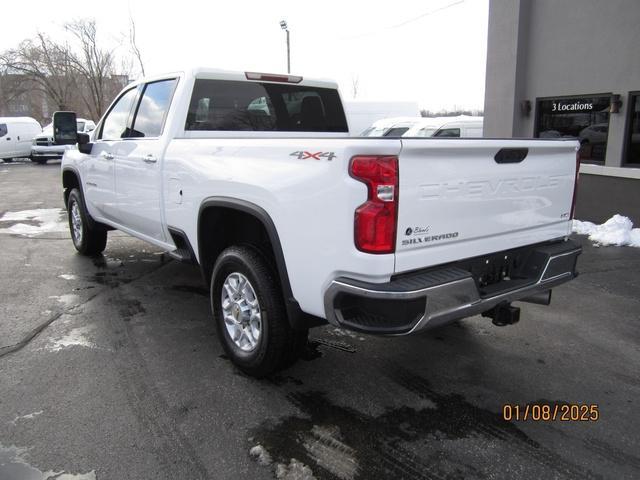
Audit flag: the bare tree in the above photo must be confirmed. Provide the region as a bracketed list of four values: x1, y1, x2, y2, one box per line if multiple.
[64, 19, 116, 119]
[0, 33, 76, 111]
[351, 75, 359, 99]
[129, 14, 146, 77]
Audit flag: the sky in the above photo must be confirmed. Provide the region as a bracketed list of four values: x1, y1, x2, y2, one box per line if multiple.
[1, 0, 489, 111]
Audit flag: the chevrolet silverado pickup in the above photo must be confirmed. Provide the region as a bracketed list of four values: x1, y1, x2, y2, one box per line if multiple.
[56, 67, 581, 377]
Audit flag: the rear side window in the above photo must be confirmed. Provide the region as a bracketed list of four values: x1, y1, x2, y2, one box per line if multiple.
[0, 124, 7, 138]
[185, 79, 348, 132]
[131, 79, 178, 137]
[434, 128, 460, 138]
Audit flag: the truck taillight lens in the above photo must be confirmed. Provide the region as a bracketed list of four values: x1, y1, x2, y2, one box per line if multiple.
[571, 150, 580, 219]
[349, 155, 399, 254]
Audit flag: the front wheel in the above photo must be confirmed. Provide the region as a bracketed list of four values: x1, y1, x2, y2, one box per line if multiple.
[211, 246, 307, 377]
[67, 188, 107, 255]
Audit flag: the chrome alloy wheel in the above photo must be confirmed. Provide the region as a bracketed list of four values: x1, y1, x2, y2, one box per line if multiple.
[221, 272, 262, 352]
[70, 200, 83, 245]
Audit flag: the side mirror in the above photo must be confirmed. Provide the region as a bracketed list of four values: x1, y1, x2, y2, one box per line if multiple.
[77, 132, 93, 155]
[53, 111, 78, 145]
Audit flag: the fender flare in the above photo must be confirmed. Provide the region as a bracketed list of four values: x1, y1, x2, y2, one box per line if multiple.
[198, 197, 324, 330]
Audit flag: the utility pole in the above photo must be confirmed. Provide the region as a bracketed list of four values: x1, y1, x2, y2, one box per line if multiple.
[279, 20, 290, 73]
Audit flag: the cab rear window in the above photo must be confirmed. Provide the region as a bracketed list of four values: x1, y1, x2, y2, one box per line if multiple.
[185, 79, 348, 133]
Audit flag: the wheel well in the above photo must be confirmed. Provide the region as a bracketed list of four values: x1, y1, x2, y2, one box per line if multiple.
[62, 169, 80, 207]
[198, 206, 278, 286]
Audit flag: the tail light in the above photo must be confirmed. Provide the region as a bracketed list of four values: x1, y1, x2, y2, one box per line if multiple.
[349, 155, 399, 254]
[570, 150, 580, 219]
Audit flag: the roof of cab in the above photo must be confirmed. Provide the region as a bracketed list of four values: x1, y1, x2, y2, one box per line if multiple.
[127, 67, 339, 90]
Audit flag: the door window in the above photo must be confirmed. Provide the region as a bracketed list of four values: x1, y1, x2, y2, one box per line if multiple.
[99, 88, 138, 140]
[0, 124, 7, 138]
[131, 79, 178, 137]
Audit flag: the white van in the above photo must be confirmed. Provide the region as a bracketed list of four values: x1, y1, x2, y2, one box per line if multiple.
[403, 115, 484, 138]
[0, 117, 42, 162]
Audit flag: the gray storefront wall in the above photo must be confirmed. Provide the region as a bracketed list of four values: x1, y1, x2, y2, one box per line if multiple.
[483, 0, 640, 224]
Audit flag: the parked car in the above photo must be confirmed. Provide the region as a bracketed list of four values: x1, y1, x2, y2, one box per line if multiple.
[360, 117, 424, 137]
[31, 118, 95, 164]
[0, 117, 42, 162]
[404, 115, 484, 138]
[578, 123, 608, 145]
[343, 102, 421, 136]
[362, 115, 484, 138]
[57, 67, 581, 377]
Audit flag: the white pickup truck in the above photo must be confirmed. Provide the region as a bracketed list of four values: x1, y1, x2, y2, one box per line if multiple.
[56, 67, 581, 377]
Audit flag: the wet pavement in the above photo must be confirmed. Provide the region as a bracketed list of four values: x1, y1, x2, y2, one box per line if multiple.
[1, 160, 639, 479]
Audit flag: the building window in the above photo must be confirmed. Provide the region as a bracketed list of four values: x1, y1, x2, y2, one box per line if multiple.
[535, 94, 611, 164]
[625, 92, 640, 165]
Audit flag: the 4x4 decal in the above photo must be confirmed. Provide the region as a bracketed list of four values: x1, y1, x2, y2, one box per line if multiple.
[290, 151, 336, 161]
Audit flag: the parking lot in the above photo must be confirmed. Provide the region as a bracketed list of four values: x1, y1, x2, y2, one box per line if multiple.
[1, 160, 639, 479]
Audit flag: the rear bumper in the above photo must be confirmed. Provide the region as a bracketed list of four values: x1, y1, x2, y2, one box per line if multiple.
[323, 239, 581, 335]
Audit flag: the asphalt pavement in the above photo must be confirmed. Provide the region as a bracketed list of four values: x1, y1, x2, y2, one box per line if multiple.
[1, 159, 639, 479]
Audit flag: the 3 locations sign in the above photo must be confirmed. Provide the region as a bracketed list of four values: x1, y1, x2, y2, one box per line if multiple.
[539, 95, 610, 115]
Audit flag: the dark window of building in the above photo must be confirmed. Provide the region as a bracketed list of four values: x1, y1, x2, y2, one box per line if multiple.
[383, 127, 410, 137]
[535, 95, 610, 164]
[434, 128, 461, 137]
[625, 92, 640, 165]
[131, 79, 178, 138]
[0, 124, 7, 138]
[185, 79, 348, 132]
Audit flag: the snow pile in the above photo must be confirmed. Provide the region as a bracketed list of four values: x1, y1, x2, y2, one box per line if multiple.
[275, 459, 316, 480]
[572, 214, 640, 247]
[0, 208, 68, 236]
[249, 445, 273, 466]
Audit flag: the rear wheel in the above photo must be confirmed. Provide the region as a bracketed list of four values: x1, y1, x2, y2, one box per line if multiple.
[67, 188, 107, 255]
[211, 246, 307, 377]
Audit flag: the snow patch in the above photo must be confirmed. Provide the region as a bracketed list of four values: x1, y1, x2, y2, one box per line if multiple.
[275, 459, 317, 480]
[0, 208, 68, 237]
[249, 444, 273, 466]
[46, 326, 96, 352]
[58, 274, 78, 280]
[0, 443, 95, 480]
[49, 294, 80, 307]
[573, 214, 640, 247]
[10, 411, 43, 425]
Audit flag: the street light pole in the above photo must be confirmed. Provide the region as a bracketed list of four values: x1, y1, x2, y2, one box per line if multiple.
[280, 20, 290, 73]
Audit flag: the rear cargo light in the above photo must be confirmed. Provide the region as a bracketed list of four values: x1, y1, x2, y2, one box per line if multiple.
[349, 155, 399, 254]
[570, 150, 580, 219]
[245, 71, 303, 83]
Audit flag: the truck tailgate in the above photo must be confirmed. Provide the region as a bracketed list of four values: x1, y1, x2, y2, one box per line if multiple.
[395, 139, 578, 273]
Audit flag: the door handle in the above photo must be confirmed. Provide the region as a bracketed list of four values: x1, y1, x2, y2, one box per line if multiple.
[101, 152, 114, 160]
[143, 154, 157, 164]
[6, 137, 10, 141]
[17, 136, 20, 141]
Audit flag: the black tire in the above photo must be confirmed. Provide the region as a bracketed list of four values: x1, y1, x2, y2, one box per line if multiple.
[33, 158, 47, 165]
[211, 246, 307, 377]
[67, 188, 107, 255]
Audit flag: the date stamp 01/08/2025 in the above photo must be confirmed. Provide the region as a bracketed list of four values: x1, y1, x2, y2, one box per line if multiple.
[502, 403, 600, 422]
